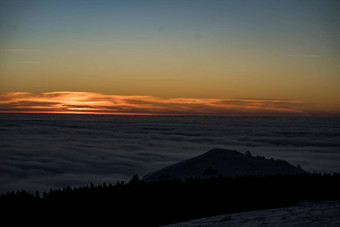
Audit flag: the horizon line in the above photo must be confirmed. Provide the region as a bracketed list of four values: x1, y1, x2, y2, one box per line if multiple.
[0, 91, 338, 117]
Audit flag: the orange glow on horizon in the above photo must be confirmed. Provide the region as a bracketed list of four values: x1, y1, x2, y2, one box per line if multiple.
[0, 91, 317, 116]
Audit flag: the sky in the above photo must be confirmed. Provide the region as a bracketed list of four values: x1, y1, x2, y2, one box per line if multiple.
[0, 0, 339, 116]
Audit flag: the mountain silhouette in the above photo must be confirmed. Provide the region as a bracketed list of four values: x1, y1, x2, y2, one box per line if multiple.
[143, 148, 306, 182]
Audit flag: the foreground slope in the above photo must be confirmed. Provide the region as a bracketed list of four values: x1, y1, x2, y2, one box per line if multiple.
[163, 200, 340, 227]
[143, 148, 306, 182]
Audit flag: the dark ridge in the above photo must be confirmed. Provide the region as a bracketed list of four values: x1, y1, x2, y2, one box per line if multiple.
[1, 173, 339, 226]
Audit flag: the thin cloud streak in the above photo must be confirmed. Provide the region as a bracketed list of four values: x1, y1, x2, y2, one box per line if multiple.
[0, 91, 309, 116]
[18, 61, 40, 64]
[285, 54, 318, 58]
[0, 49, 41, 52]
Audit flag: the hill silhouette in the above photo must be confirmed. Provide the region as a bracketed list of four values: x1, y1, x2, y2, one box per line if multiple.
[143, 148, 306, 182]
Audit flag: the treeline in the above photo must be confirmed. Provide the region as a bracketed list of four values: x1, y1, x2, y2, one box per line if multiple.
[1, 173, 340, 226]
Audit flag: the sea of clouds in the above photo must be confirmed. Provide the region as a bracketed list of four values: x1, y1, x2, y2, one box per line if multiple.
[1, 114, 340, 194]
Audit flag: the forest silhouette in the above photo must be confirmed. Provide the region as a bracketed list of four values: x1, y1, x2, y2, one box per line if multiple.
[1, 173, 339, 226]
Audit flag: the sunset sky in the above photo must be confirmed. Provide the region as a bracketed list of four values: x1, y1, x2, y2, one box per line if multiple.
[0, 0, 339, 116]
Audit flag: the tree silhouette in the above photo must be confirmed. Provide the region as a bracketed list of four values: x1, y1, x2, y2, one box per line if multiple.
[1, 173, 339, 226]
[128, 174, 140, 184]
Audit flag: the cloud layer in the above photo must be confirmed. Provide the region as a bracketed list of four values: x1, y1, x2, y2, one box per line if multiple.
[0, 114, 339, 194]
[0, 91, 307, 116]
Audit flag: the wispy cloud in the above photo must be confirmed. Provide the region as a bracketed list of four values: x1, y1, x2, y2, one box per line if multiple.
[18, 61, 40, 64]
[285, 54, 318, 58]
[0, 49, 41, 52]
[0, 91, 309, 116]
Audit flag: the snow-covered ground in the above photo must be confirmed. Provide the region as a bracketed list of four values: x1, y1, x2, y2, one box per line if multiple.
[163, 200, 340, 227]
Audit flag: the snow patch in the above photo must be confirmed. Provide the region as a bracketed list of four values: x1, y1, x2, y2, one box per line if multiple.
[163, 200, 340, 227]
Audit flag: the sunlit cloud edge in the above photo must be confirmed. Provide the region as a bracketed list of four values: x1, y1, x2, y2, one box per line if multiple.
[0, 91, 322, 116]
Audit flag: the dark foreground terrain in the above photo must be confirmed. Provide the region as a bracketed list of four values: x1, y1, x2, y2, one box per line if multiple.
[1, 173, 339, 226]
